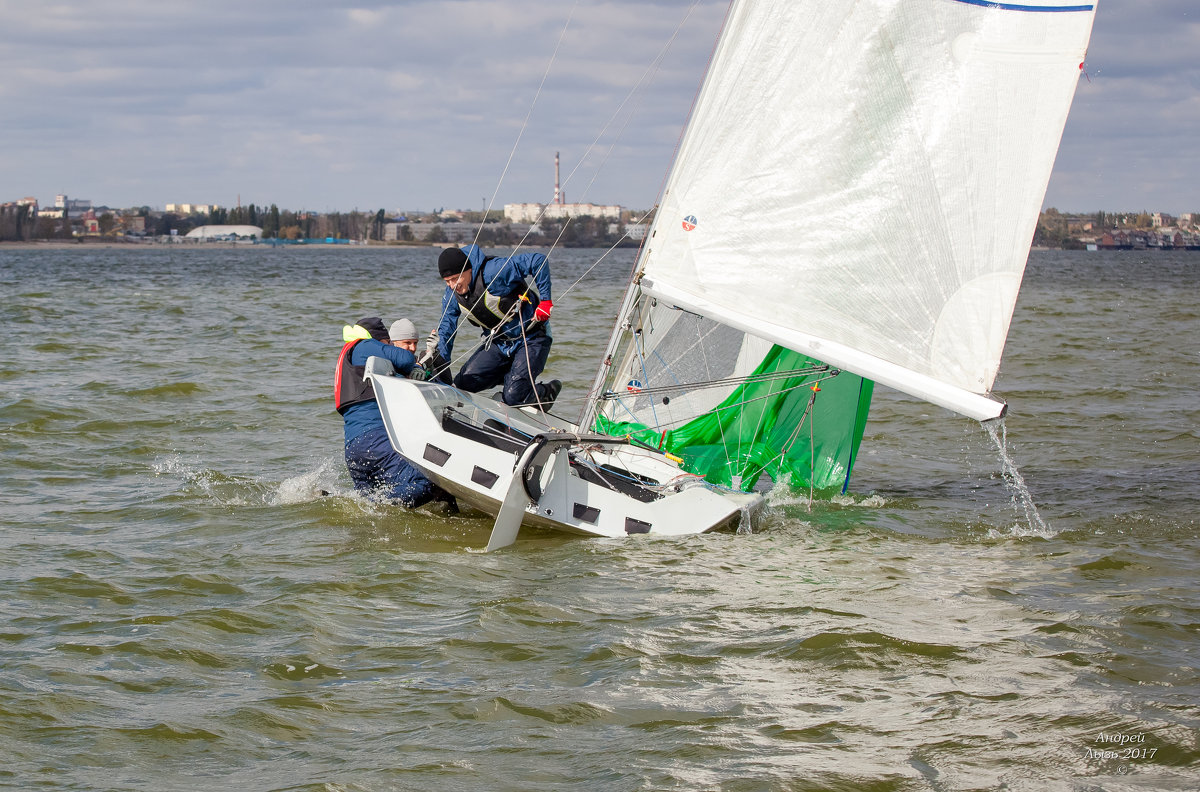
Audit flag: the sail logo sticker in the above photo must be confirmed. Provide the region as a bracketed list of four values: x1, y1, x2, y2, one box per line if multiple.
[626, 379, 643, 393]
[681, 215, 697, 232]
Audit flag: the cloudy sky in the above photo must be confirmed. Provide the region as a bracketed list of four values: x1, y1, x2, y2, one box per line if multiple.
[1, 1, 1194, 215]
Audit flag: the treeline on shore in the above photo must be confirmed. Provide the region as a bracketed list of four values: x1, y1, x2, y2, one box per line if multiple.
[9, 202, 1198, 251]
[0, 203, 645, 248]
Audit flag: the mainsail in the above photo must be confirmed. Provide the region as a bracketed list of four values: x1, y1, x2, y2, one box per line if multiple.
[584, 0, 1096, 490]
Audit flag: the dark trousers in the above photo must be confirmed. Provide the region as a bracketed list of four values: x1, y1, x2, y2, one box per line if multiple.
[345, 426, 444, 508]
[453, 331, 552, 406]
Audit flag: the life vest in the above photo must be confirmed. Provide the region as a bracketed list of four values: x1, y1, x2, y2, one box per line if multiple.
[334, 339, 374, 414]
[455, 257, 539, 331]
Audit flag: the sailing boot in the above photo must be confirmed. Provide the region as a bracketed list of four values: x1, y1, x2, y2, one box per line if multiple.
[536, 379, 562, 412]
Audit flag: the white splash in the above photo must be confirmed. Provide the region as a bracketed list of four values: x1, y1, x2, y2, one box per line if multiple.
[272, 457, 345, 505]
[983, 419, 1055, 538]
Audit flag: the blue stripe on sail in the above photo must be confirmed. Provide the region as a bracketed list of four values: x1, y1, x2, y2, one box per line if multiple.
[952, 0, 1094, 11]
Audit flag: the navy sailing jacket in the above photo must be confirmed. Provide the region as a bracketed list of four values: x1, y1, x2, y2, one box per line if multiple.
[436, 244, 552, 360]
[338, 338, 417, 443]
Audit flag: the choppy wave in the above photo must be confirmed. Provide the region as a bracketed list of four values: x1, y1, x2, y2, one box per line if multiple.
[0, 247, 1198, 789]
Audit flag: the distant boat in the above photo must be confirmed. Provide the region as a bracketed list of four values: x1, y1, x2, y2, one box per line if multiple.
[368, 0, 1098, 550]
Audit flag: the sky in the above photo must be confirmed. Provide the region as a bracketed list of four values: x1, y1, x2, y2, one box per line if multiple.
[1, 1, 1195, 216]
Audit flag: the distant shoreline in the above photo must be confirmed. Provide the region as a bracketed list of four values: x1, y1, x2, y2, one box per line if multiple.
[3, 239, 1198, 253]
[0, 239, 439, 250]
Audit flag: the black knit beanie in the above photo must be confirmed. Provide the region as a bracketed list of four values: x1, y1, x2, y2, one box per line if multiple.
[437, 247, 470, 278]
[355, 317, 389, 341]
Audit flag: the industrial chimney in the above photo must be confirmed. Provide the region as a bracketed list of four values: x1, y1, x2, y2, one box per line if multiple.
[554, 152, 563, 205]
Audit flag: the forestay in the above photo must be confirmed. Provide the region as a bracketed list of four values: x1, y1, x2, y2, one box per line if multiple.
[633, 0, 1097, 421]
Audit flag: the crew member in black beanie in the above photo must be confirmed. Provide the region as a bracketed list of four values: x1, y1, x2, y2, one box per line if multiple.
[335, 316, 454, 510]
[433, 244, 561, 410]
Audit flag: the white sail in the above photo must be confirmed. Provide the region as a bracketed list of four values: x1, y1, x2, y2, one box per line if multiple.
[635, 0, 1096, 421]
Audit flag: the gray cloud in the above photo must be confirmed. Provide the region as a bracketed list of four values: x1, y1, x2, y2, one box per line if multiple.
[1046, 0, 1200, 212]
[1, 1, 1193, 214]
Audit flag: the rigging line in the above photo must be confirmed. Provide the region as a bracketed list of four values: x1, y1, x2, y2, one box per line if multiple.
[634, 319, 717, 395]
[570, 454, 630, 491]
[582, 1, 725, 430]
[597, 365, 833, 399]
[453, 392, 557, 437]
[613, 315, 736, 427]
[631, 329, 663, 429]
[693, 317, 735, 476]
[470, 0, 579, 254]
[446, 406, 536, 445]
[746, 358, 789, 475]
[553, 0, 702, 216]
[516, 304, 540, 409]
[810, 402, 816, 508]
[547, 0, 705, 227]
[508, 0, 708, 366]
[766, 386, 819, 506]
[559, 0, 710, 410]
[608, 388, 648, 426]
[773, 389, 816, 465]
[607, 374, 840, 434]
[556, 207, 655, 319]
[572, 447, 672, 491]
[648, 346, 687, 391]
[430, 1, 580, 337]
[555, 233, 628, 301]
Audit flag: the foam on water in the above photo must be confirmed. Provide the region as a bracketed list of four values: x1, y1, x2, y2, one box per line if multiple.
[154, 453, 353, 507]
[271, 457, 346, 505]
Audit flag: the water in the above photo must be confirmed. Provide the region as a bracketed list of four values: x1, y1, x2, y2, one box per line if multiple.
[1, 245, 1197, 790]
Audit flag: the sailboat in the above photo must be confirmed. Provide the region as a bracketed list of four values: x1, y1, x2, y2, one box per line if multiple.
[367, 0, 1098, 550]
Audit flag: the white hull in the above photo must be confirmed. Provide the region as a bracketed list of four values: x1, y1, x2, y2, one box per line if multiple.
[366, 359, 761, 546]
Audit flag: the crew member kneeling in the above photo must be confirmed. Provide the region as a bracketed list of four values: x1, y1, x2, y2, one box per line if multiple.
[435, 244, 561, 409]
[335, 316, 454, 509]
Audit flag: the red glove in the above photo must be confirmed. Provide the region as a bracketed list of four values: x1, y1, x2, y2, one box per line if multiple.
[534, 299, 553, 322]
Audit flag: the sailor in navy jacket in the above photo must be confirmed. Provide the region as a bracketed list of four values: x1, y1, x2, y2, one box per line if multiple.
[435, 244, 561, 409]
[335, 317, 451, 509]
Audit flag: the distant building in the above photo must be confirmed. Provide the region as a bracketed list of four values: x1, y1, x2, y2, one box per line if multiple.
[504, 202, 622, 223]
[120, 216, 147, 234]
[184, 225, 262, 241]
[55, 194, 92, 218]
[166, 203, 218, 215]
[504, 203, 546, 224]
[621, 223, 648, 241]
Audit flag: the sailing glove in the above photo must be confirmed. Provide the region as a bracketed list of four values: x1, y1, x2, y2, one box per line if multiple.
[534, 300, 553, 322]
[407, 366, 429, 381]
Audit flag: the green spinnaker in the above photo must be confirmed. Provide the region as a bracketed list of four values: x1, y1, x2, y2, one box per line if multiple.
[595, 346, 873, 493]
